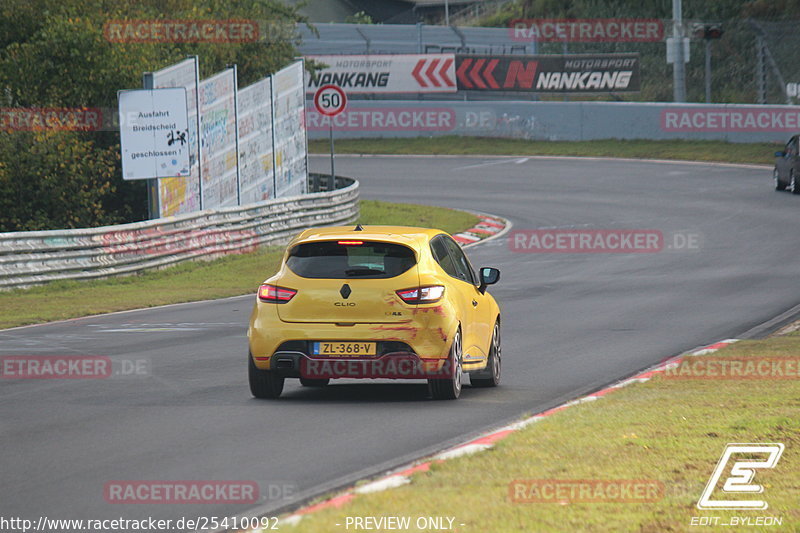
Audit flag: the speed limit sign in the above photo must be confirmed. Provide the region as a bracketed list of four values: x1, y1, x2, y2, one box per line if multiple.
[314, 84, 347, 117]
[313, 85, 347, 188]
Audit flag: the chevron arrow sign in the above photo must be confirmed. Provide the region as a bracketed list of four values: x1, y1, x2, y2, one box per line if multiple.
[305, 54, 457, 94]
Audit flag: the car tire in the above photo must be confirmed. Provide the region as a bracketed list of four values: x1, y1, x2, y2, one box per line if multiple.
[791, 170, 800, 195]
[429, 328, 463, 400]
[248, 353, 284, 399]
[775, 168, 787, 191]
[471, 321, 501, 388]
[300, 377, 330, 387]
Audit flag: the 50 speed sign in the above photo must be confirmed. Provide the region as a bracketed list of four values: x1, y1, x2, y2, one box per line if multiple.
[313, 84, 347, 117]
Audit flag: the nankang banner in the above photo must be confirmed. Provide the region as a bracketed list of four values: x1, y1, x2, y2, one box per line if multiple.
[455, 53, 641, 93]
[305, 54, 457, 94]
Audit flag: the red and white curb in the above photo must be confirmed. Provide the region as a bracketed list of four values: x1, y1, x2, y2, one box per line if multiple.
[264, 339, 739, 530]
[453, 214, 507, 245]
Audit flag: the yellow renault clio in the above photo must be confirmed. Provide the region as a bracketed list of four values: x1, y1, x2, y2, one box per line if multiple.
[248, 224, 501, 400]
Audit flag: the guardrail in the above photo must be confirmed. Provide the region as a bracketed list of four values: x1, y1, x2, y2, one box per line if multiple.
[0, 176, 359, 290]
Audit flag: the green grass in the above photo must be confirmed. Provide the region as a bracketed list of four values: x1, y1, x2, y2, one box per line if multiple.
[288, 337, 800, 532]
[310, 137, 778, 165]
[358, 199, 478, 235]
[0, 200, 479, 329]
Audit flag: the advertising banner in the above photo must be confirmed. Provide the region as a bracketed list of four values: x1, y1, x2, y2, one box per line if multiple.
[305, 54, 457, 94]
[149, 58, 201, 217]
[272, 60, 307, 198]
[456, 53, 640, 93]
[135, 57, 308, 217]
[198, 69, 239, 209]
[238, 77, 274, 204]
[118, 88, 190, 180]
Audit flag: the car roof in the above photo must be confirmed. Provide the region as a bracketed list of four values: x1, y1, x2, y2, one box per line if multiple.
[290, 225, 446, 248]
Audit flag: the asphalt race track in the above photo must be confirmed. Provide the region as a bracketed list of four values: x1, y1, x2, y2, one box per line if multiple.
[2, 155, 796, 526]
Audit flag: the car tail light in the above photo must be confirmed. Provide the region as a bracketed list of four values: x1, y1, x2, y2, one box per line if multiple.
[258, 284, 297, 303]
[338, 240, 363, 245]
[396, 285, 445, 304]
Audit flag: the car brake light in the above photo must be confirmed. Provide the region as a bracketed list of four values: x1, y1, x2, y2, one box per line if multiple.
[396, 285, 445, 304]
[338, 240, 363, 245]
[258, 284, 297, 303]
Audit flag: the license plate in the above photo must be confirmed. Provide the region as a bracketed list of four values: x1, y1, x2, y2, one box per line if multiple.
[312, 342, 377, 357]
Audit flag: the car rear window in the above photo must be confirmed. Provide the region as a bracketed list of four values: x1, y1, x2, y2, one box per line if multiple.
[286, 240, 416, 279]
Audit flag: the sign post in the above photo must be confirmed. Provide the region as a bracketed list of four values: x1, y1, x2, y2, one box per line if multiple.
[313, 84, 347, 190]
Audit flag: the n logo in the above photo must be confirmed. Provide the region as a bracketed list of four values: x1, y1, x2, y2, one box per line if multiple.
[697, 443, 784, 510]
[503, 60, 538, 89]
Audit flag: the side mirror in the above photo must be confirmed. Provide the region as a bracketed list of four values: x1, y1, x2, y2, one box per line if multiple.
[775, 151, 786, 157]
[478, 267, 500, 293]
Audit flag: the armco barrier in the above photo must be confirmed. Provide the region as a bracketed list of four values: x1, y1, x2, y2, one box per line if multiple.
[0, 177, 358, 290]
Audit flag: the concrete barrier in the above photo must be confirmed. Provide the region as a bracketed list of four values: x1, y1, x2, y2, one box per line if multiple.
[306, 100, 796, 143]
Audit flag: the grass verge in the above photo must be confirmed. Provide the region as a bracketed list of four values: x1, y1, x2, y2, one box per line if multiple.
[289, 336, 800, 532]
[0, 200, 479, 329]
[309, 137, 778, 165]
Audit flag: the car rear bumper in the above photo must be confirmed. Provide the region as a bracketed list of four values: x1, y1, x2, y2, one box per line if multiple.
[261, 351, 453, 379]
[248, 302, 457, 373]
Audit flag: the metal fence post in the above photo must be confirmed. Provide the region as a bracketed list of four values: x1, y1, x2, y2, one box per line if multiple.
[705, 39, 712, 103]
[756, 35, 766, 104]
[230, 64, 242, 205]
[141, 72, 159, 220]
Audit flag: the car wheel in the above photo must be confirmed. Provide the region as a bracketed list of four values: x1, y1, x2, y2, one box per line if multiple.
[775, 168, 787, 191]
[429, 328, 462, 400]
[471, 321, 501, 388]
[300, 377, 330, 387]
[791, 170, 800, 195]
[248, 353, 284, 399]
